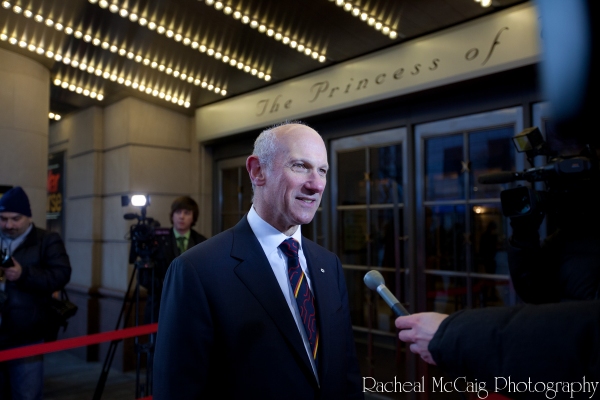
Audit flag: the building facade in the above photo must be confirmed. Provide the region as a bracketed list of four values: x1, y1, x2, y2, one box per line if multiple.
[2, 2, 555, 394]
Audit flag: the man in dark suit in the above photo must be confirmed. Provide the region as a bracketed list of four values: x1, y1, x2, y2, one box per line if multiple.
[153, 122, 363, 399]
[139, 196, 207, 323]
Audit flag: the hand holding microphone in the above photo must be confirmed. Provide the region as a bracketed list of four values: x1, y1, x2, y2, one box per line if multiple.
[364, 269, 446, 365]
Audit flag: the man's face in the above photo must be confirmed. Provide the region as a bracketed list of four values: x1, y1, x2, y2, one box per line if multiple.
[258, 125, 328, 235]
[0, 212, 32, 239]
[172, 209, 194, 234]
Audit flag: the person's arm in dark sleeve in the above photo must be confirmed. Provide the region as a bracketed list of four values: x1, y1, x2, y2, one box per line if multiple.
[153, 256, 214, 399]
[428, 301, 600, 386]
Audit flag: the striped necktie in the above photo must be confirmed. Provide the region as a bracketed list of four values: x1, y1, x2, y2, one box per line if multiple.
[279, 238, 319, 363]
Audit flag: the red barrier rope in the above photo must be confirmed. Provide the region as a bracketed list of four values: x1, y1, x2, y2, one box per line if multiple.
[0, 323, 158, 362]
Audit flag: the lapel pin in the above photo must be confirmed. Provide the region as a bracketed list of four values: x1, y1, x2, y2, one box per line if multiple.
[321, 268, 325, 273]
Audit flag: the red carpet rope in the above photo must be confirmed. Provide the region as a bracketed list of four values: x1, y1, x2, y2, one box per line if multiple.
[0, 323, 158, 362]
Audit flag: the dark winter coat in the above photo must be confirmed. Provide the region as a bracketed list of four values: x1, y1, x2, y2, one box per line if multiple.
[0, 225, 71, 349]
[429, 301, 600, 399]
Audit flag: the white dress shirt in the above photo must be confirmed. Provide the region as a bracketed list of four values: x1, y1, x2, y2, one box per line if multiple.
[247, 206, 319, 380]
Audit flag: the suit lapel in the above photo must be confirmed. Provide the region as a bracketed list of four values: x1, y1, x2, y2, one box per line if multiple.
[231, 217, 316, 381]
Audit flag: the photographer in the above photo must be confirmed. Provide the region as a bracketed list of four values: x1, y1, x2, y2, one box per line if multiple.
[397, 165, 600, 395]
[0, 186, 72, 399]
[393, 122, 600, 392]
[396, 138, 600, 391]
[395, 1, 600, 396]
[138, 196, 206, 323]
[396, 165, 600, 396]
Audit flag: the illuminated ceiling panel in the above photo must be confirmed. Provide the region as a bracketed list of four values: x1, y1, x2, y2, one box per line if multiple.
[0, 0, 527, 117]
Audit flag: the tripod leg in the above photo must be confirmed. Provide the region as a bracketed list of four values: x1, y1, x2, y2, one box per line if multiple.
[92, 264, 137, 400]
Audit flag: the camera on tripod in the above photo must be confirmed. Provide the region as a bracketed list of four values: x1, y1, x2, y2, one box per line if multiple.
[478, 127, 598, 219]
[121, 195, 170, 264]
[93, 195, 169, 399]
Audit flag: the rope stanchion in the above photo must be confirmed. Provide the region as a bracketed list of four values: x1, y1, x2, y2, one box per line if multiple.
[0, 323, 158, 362]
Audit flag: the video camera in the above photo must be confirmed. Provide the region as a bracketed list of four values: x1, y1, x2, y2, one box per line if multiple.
[121, 195, 170, 264]
[478, 127, 598, 219]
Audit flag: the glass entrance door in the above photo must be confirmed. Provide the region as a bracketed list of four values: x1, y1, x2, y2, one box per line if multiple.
[217, 156, 252, 232]
[415, 108, 525, 314]
[331, 128, 410, 386]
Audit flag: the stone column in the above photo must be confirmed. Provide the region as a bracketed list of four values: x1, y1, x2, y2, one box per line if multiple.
[0, 48, 49, 225]
[99, 97, 197, 370]
[49, 106, 104, 360]
[47, 97, 199, 370]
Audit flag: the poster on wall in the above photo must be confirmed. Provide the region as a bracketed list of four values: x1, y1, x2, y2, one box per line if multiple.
[47, 151, 65, 236]
[0, 185, 13, 197]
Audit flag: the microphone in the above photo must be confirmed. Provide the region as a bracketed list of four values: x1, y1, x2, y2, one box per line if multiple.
[477, 171, 523, 184]
[363, 270, 410, 317]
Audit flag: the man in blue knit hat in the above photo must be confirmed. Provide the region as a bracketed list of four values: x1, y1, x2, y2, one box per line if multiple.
[0, 186, 72, 400]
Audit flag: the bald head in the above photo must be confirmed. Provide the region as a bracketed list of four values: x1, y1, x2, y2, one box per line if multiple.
[246, 122, 328, 235]
[252, 122, 319, 172]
